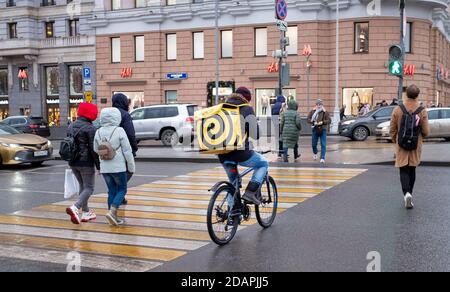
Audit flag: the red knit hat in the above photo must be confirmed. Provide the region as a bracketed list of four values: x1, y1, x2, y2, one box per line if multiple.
[77, 102, 98, 122]
[236, 87, 252, 102]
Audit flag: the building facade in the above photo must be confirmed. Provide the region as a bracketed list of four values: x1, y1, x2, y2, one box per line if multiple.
[0, 0, 96, 125]
[92, 0, 450, 120]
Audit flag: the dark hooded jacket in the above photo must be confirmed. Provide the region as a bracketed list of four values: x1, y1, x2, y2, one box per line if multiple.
[271, 95, 286, 116]
[112, 93, 138, 156]
[218, 94, 259, 164]
[68, 117, 100, 170]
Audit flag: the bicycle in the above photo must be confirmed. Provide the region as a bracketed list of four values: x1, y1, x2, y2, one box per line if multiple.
[206, 154, 278, 246]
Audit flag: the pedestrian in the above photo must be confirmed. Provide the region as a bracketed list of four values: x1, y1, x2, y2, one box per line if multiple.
[340, 105, 347, 121]
[112, 93, 139, 205]
[94, 108, 136, 226]
[438, 103, 443, 108]
[389, 85, 429, 209]
[391, 98, 399, 106]
[308, 99, 331, 164]
[281, 99, 302, 163]
[271, 95, 286, 158]
[66, 102, 101, 225]
[360, 103, 371, 116]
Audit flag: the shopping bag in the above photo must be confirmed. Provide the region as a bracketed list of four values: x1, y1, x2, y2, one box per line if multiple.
[64, 169, 80, 199]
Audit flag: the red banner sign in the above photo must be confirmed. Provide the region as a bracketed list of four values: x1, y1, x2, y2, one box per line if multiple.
[18, 69, 28, 79]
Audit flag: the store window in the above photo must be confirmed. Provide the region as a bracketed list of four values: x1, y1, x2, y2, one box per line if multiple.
[69, 65, 83, 122]
[286, 26, 298, 55]
[165, 90, 178, 104]
[0, 69, 8, 121]
[68, 19, 80, 37]
[114, 92, 145, 111]
[167, 0, 176, 5]
[255, 28, 267, 57]
[405, 22, 412, 53]
[136, 0, 146, 7]
[255, 88, 296, 117]
[112, 0, 121, 10]
[45, 21, 54, 38]
[355, 22, 369, 53]
[221, 30, 233, 58]
[46, 67, 59, 97]
[342, 88, 374, 116]
[193, 32, 204, 59]
[135, 35, 145, 62]
[111, 37, 121, 63]
[8, 23, 17, 39]
[167, 34, 177, 61]
[18, 67, 29, 91]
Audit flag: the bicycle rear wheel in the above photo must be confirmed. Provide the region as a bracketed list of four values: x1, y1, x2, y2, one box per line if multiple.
[207, 185, 239, 245]
[255, 176, 278, 228]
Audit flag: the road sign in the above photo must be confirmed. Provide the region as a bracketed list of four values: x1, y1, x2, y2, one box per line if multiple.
[275, 0, 287, 21]
[166, 73, 188, 80]
[276, 19, 288, 31]
[83, 67, 91, 79]
[85, 91, 93, 103]
[83, 79, 92, 86]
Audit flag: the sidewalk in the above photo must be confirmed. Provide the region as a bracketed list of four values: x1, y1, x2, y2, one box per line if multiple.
[51, 137, 450, 166]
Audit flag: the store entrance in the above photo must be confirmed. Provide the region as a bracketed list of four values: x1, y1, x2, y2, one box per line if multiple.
[113, 92, 145, 112]
[0, 105, 8, 121]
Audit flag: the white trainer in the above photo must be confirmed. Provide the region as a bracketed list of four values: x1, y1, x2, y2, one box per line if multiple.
[404, 193, 414, 209]
[313, 154, 318, 161]
[81, 211, 97, 223]
[320, 159, 326, 164]
[66, 205, 81, 225]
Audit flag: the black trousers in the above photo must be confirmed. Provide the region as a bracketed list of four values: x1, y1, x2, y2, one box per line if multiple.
[400, 166, 416, 196]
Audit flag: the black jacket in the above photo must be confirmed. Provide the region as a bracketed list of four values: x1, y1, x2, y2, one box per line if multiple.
[68, 117, 100, 170]
[112, 93, 139, 156]
[218, 94, 259, 164]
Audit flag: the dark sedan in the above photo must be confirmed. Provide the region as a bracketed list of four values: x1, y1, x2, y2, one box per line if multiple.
[2, 116, 51, 137]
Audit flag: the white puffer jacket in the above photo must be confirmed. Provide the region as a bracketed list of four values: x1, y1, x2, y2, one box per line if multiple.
[94, 108, 136, 174]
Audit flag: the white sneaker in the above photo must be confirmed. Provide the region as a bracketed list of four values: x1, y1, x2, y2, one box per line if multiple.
[81, 210, 97, 223]
[320, 159, 326, 164]
[404, 193, 414, 209]
[66, 205, 81, 225]
[313, 154, 318, 161]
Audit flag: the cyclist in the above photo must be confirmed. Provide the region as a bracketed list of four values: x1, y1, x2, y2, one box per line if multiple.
[218, 87, 268, 206]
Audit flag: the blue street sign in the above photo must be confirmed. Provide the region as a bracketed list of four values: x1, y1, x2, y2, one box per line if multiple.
[83, 67, 91, 79]
[166, 73, 188, 80]
[276, 0, 287, 21]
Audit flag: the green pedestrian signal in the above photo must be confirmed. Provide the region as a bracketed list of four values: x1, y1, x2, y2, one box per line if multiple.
[388, 44, 404, 77]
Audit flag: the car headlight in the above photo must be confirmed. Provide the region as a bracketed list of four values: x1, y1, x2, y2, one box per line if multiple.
[47, 141, 52, 147]
[342, 120, 356, 126]
[382, 127, 390, 131]
[1, 143, 21, 148]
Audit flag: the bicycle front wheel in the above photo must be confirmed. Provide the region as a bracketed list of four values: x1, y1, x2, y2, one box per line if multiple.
[207, 185, 239, 246]
[255, 176, 278, 228]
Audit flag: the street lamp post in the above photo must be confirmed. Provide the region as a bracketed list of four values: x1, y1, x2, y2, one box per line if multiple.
[398, 0, 406, 104]
[214, 0, 220, 105]
[331, 0, 341, 134]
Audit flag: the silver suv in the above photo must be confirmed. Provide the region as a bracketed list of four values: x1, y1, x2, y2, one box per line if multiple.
[130, 104, 198, 146]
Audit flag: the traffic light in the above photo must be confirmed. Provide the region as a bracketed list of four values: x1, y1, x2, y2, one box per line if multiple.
[389, 44, 404, 77]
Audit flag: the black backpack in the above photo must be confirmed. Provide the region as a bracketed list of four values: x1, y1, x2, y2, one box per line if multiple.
[59, 125, 86, 163]
[398, 104, 424, 151]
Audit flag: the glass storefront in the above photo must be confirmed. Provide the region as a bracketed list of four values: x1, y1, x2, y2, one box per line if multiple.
[69, 65, 83, 123]
[46, 99, 61, 126]
[113, 92, 145, 111]
[0, 69, 8, 121]
[255, 88, 296, 117]
[45, 66, 60, 125]
[342, 88, 374, 117]
[69, 98, 84, 122]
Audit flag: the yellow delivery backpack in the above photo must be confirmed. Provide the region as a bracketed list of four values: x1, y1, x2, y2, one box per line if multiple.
[195, 103, 249, 155]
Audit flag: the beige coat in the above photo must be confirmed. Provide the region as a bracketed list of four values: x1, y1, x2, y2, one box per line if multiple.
[390, 98, 430, 168]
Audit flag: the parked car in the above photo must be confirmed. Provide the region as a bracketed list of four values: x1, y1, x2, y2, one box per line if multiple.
[339, 106, 396, 141]
[2, 116, 51, 137]
[0, 123, 53, 167]
[130, 104, 198, 146]
[376, 107, 450, 142]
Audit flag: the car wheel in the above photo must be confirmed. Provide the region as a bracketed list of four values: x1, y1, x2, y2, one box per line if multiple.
[161, 129, 178, 147]
[31, 161, 44, 167]
[352, 126, 369, 141]
[445, 138, 450, 142]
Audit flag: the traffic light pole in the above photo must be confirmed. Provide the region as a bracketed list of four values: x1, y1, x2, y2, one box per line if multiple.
[398, 0, 405, 104]
[278, 30, 286, 96]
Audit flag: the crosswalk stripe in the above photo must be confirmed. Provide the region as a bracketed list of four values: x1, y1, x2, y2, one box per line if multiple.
[175, 175, 346, 183]
[184, 173, 355, 180]
[90, 195, 296, 209]
[0, 215, 211, 242]
[150, 180, 334, 189]
[161, 178, 343, 187]
[32, 205, 258, 225]
[0, 233, 184, 262]
[209, 166, 366, 173]
[0, 223, 207, 251]
[0, 244, 162, 272]
[13, 210, 212, 231]
[132, 187, 322, 196]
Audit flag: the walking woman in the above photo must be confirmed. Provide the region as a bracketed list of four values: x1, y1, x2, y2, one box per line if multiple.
[94, 108, 136, 226]
[66, 102, 100, 225]
[307, 99, 331, 164]
[281, 99, 302, 163]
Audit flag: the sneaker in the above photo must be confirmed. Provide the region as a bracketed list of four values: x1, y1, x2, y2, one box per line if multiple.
[313, 154, 318, 161]
[404, 193, 414, 209]
[320, 159, 326, 164]
[294, 154, 301, 162]
[81, 210, 97, 223]
[66, 205, 81, 225]
[242, 182, 262, 205]
[106, 211, 119, 226]
[122, 198, 128, 205]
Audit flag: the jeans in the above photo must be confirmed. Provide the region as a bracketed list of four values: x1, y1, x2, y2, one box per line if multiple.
[400, 166, 416, 196]
[71, 166, 95, 212]
[312, 130, 327, 160]
[283, 144, 299, 162]
[103, 172, 128, 209]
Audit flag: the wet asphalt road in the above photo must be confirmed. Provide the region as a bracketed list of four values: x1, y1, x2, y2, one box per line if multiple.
[0, 161, 450, 272]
